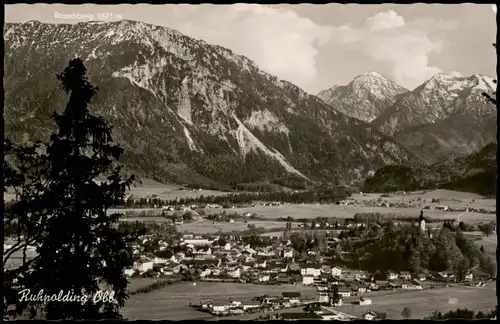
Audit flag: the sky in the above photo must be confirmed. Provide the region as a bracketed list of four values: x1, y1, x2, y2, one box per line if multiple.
[5, 3, 498, 93]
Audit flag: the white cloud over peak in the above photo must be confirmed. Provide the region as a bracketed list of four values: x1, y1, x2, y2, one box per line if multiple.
[449, 71, 463, 77]
[329, 10, 458, 89]
[366, 10, 405, 31]
[168, 4, 333, 92]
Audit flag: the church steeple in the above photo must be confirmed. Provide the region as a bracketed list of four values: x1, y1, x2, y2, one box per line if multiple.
[419, 209, 426, 233]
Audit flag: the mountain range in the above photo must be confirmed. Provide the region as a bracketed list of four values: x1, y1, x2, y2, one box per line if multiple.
[3, 20, 496, 190]
[318, 72, 496, 163]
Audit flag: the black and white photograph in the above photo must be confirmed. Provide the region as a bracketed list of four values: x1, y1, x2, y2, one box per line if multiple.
[3, 3, 497, 321]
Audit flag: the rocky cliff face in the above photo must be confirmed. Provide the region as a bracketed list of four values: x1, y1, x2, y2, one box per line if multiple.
[4, 20, 418, 188]
[317, 72, 409, 123]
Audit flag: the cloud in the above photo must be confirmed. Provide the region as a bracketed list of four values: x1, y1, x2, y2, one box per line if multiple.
[168, 4, 333, 91]
[449, 71, 463, 77]
[329, 10, 458, 89]
[366, 10, 405, 31]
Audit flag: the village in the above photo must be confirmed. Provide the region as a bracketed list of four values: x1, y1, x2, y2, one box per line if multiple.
[123, 210, 495, 320]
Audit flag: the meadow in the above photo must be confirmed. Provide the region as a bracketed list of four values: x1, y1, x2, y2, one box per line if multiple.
[121, 282, 317, 320]
[335, 282, 497, 319]
[209, 204, 494, 224]
[127, 178, 230, 200]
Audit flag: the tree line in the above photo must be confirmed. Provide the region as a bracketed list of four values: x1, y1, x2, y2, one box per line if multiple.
[425, 306, 497, 320]
[114, 185, 351, 208]
[358, 223, 496, 278]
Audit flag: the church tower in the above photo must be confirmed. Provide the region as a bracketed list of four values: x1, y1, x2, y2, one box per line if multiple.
[418, 209, 426, 233]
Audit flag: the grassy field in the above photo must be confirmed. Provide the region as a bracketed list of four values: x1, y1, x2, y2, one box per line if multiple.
[121, 282, 317, 320]
[261, 229, 342, 237]
[177, 220, 296, 234]
[127, 178, 230, 200]
[210, 204, 495, 224]
[335, 283, 497, 319]
[353, 190, 495, 210]
[464, 232, 497, 260]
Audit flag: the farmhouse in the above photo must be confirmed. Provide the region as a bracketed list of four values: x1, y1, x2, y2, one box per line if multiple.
[331, 266, 342, 277]
[338, 287, 351, 297]
[356, 297, 372, 306]
[399, 271, 412, 280]
[387, 272, 398, 280]
[300, 264, 322, 277]
[302, 275, 315, 285]
[183, 239, 213, 246]
[363, 310, 378, 320]
[134, 261, 153, 273]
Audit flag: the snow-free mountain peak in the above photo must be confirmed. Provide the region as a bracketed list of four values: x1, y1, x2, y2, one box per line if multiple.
[316, 72, 408, 122]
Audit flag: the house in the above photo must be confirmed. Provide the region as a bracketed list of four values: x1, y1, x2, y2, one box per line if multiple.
[418, 274, 427, 281]
[331, 266, 342, 277]
[172, 264, 189, 274]
[464, 273, 473, 281]
[402, 282, 422, 290]
[282, 292, 301, 305]
[227, 267, 241, 278]
[209, 267, 221, 276]
[321, 265, 332, 275]
[300, 264, 322, 277]
[387, 272, 398, 280]
[257, 248, 275, 257]
[356, 297, 372, 306]
[200, 268, 212, 278]
[353, 270, 368, 279]
[229, 249, 242, 258]
[134, 261, 154, 273]
[124, 268, 135, 277]
[363, 311, 378, 320]
[399, 271, 412, 280]
[195, 246, 212, 255]
[281, 249, 294, 258]
[338, 287, 351, 297]
[302, 275, 315, 285]
[183, 239, 213, 246]
[242, 247, 257, 256]
[223, 243, 231, 251]
[287, 263, 301, 273]
[357, 285, 367, 293]
[259, 274, 270, 282]
[438, 271, 448, 278]
[254, 260, 267, 268]
[318, 291, 329, 303]
[153, 257, 169, 265]
[211, 304, 229, 313]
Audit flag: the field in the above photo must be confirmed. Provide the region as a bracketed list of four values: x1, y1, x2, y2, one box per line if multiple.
[261, 229, 342, 237]
[211, 204, 494, 224]
[335, 283, 497, 319]
[121, 282, 317, 320]
[127, 178, 230, 200]
[464, 232, 497, 260]
[177, 220, 297, 234]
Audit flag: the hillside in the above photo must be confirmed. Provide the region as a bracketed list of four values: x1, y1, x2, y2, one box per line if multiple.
[362, 142, 497, 197]
[3, 20, 419, 189]
[371, 73, 497, 163]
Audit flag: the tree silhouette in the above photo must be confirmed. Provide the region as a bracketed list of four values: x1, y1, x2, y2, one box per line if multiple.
[401, 307, 412, 319]
[482, 43, 497, 105]
[329, 285, 341, 306]
[3, 58, 138, 320]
